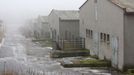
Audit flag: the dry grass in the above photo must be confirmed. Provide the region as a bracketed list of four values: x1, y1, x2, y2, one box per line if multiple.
[2, 71, 17, 75]
[2, 72, 13, 75]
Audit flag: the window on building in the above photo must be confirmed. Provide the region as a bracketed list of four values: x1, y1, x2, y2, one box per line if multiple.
[87, 29, 90, 38]
[104, 33, 106, 42]
[86, 29, 89, 37]
[107, 34, 110, 45]
[100, 33, 103, 41]
[86, 29, 93, 39]
[100, 32, 110, 43]
[90, 30, 93, 39]
[107, 34, 110, 42]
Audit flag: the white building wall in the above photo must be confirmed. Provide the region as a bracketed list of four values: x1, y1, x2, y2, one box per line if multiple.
[97, 0, 124, 70]
[124, 14, 134, 68]
[80, 0, 97, 55]
[60, 20, 79, 39]
[80, 0, 125, 70]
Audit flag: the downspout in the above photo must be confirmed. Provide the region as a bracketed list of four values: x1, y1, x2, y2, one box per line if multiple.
[95, 0, 100, 56]
[122, 8, 126, 71]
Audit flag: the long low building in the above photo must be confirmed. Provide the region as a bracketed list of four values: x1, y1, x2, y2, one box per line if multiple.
[80, 0, 134, 70]
[49, 9, 80, 41]
[36, 16, 50, 39]
[49, 9, 84, 50]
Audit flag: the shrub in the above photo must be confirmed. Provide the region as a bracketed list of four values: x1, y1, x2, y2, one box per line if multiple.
[127, 69, 134, 75]
[79, 59, 111, 67]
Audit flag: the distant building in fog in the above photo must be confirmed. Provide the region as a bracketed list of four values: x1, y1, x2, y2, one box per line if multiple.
[37, 16, 50, 39]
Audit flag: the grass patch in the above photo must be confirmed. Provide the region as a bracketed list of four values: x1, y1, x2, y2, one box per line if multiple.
[38, 41, 52, 47]
[126, 69, 134, 75]
[84, 55, 99, 59]
[61, 59, 111, 68]
[50, 49, 90, 58]
[32, 38, 52, 47]
[54, 49, 90, 53]
[2, 72, 15, 75]
[32, 38, 52, 42]
[128, 69, 134, 73]
[79, 59, 111, 67]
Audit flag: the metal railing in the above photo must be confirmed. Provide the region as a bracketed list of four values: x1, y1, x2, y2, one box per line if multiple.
[52, 30, 85, 50]
[58, 37, 85, 50]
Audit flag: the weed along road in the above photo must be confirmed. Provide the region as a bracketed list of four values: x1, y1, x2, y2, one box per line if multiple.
[0, 32, 112, 75]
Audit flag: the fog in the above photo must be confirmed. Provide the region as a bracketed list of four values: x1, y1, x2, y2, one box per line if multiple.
[0, 0, 86, 31]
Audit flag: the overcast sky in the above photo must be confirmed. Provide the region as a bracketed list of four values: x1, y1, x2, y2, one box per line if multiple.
[0, 0, 86, 29]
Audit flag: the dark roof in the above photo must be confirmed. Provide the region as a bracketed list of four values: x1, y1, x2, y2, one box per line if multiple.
[79, 0, 134, 13]
[110, 0, 134, 12]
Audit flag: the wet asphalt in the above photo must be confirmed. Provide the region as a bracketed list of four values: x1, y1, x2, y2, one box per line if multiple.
[0, 32, 112, 75]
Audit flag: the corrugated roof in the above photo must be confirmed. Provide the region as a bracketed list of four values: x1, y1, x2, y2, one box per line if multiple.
[53, 10, 79, 20]
[110, 0, 134, 12]
[79, 0, 134, 13]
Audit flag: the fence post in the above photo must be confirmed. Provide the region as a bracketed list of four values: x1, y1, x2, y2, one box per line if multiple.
[65, 31, 68, 40]
[63, 39, 64, 50]
[75, 38, 77, 49]
[4, 61, 6, 75]
[83, 38, 85, 49]
[70, 32, 71, 41]
[72, 35, 75, 49]
[65, 31, 67, 40]
[78, 37, 80, 49]
[57, 35, 59, 43]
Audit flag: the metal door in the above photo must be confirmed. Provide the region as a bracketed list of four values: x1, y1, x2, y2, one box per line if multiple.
[111, 36, 118, 68]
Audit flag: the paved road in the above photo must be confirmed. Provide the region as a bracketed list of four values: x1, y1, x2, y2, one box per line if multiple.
[0, 32, 112, 75]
